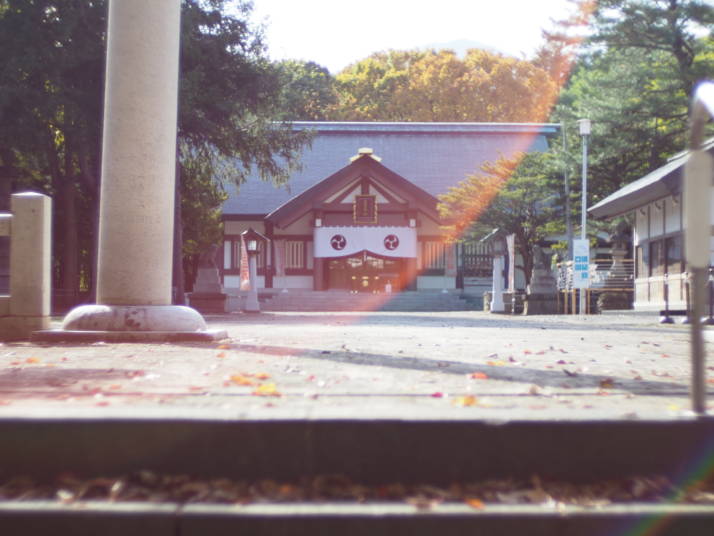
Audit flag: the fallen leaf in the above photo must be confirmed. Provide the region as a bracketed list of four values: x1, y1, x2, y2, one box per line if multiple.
[486, 360, 506, 367]
[216, 352, 227, 359]
[661, 354, 670, 358]
[253, 383, 281, 397]
[230, 375, 255, 386]
[430, 392, 444, 398]
[216, 344, 230, 350]
[470, 372, 488, 380]
[599, 378, 615, 389]
[25, 357, 40, 364]
[452, 395, 478, 407]
[254, 372, 271, 380]
[465, 497, 485, 509]
[523, 350, 532, 355]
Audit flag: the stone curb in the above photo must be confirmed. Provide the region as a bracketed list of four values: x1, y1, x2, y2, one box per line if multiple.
[1, 501, 714, 535]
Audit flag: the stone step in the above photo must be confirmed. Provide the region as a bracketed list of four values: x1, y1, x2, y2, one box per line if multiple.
[259, 291, 474, 312]
[0, 418, 712, 535]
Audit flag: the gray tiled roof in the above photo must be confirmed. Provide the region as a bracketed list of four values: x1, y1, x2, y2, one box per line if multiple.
[222, 122, 558, 216]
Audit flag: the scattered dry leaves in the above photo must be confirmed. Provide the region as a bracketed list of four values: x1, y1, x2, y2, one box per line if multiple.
[0, 472, 687, 507]
[229, 375, 256, 387]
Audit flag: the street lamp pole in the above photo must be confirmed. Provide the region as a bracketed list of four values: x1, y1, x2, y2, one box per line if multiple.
[562, 123, 573, 262]
[578, 119, 591, 315]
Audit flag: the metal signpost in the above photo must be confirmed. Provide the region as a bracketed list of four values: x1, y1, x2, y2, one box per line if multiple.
[685, 81, 714, 415]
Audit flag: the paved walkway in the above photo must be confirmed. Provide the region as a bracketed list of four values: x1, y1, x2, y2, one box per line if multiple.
[0, 311, 710, 421]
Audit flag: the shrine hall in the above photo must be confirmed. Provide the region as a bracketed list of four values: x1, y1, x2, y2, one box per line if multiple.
[220, 122, 557, 293]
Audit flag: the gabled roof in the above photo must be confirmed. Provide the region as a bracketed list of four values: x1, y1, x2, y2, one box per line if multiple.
[589, 138, 714, 219]
[222, 122, 558, 217]
[266, 152, 440, 228]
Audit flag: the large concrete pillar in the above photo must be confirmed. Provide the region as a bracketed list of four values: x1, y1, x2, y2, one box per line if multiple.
[35, 0, 224, 342]
[96, 0, 180, 305]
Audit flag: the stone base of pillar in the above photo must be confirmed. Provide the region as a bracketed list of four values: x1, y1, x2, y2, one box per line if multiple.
[188, 292, 227, 314]
[32, 304, 227, 343]
[524, 293, 558, 315]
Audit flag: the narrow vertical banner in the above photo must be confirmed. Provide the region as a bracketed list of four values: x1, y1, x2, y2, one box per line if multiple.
[572, 239, 590, 289]
[239, 235, 250, 291]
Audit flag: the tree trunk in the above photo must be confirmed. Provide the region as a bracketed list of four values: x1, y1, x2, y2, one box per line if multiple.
[172, 159, 186, 304]
[60, 177, 79, 303]
[60, 138, 79, 305]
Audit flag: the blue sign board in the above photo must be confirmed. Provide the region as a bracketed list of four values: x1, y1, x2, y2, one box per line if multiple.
[572, 239, 590, 288]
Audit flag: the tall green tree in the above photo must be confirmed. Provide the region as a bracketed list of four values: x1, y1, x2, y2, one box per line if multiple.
[331, 49, 558, 122]
[274, 59, 337, 120]
[546, 0, 714, 206]
[438, 152, 564, 287]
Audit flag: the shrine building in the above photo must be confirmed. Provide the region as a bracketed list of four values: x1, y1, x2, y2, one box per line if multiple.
[220, 122, 558, 293]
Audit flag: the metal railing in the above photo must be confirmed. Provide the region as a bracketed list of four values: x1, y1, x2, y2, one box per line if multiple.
[556, 259, 634, 314]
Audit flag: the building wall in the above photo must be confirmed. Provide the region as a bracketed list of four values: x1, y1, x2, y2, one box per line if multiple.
[629, 192, 714, 311]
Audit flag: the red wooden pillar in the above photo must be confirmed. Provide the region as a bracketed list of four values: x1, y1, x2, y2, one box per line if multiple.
[314, 257, 326, 290]
[405, 258, 417, 290]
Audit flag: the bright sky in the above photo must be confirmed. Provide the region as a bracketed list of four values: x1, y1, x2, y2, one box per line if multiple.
[250, 0, 576, 73]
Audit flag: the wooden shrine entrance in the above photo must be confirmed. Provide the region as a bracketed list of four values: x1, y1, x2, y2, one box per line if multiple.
[328, 252, 404, 293]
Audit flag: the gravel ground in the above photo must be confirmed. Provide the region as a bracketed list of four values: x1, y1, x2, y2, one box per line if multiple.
[0, 311, 710, 421]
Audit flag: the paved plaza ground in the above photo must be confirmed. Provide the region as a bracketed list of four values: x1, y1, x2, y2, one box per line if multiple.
[0, 311, 711, 421]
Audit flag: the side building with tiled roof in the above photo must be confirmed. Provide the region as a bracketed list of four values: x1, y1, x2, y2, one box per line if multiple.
[220, 122, 558, 294]
[589, 138, 714, 312]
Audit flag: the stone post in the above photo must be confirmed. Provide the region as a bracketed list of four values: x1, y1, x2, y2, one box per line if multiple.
[1, 193, 52, 339]
[490, 255, 505, 313]
[34, 0, 224, 342]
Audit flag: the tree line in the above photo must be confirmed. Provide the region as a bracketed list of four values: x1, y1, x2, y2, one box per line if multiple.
[0, 0, 712, 297]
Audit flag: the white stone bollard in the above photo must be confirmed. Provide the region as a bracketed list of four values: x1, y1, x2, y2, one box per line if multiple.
[490, 256, 505, 313]
[0, 192, 52, 340]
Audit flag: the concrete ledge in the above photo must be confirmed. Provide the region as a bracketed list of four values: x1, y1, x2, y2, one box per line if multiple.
[31, 329, 228, 343]
[0, 418, 713, 482]
[0, 501, 713, 536]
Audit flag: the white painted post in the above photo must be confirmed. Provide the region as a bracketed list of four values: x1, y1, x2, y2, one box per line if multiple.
[491, 256, 505, 313]
[8, 192, 51, 336]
